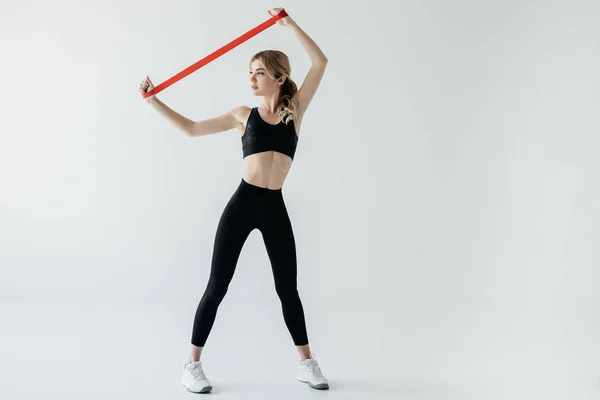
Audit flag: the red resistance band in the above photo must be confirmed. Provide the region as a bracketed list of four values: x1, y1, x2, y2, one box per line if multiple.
[142, 9, 289, 98]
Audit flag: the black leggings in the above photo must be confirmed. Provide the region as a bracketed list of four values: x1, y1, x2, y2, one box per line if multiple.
[191, 178, 309, 347]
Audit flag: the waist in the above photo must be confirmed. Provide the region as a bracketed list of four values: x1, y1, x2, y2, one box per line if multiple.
[239, 177, 283, 194]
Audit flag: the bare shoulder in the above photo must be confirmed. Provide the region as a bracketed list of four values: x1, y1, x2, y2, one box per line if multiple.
[231, 105, 252, 135]
[231, 105, 252, 122]
[189, 106, 252, 137]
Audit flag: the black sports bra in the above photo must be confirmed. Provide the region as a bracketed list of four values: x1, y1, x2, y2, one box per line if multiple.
[241, 107, 298, 160]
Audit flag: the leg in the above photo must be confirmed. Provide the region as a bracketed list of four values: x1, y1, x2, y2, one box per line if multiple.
[296, 344, 312, 361]
[190, 193, 254, 353]
[259, 200, 310, 358]
[187, 346, 203, 363]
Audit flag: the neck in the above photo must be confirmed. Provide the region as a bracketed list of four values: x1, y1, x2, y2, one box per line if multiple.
[261, 92, 281, 114]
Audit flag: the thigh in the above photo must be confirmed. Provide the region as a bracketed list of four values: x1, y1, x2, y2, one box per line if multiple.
[208, 191, 255, 284]
[259, 201, 297, 287]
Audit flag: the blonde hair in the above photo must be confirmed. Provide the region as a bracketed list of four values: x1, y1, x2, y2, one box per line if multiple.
[250, 50, 298, 124]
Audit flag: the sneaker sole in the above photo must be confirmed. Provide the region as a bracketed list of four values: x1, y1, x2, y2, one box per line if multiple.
[297, 378, 329, 390]
[181, 382, 212, 393]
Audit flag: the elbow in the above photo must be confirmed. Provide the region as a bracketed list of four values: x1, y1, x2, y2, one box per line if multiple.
[314, 57, 328, 66]
[186, 122, 200, 137]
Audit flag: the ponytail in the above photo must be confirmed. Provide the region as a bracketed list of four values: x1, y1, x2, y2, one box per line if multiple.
[277, 77, 298, 124]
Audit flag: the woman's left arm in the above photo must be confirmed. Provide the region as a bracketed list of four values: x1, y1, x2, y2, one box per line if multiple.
[269, 8, 328, 114]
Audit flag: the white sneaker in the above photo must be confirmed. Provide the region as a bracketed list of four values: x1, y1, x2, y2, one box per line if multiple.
[181, 359, 212, 393]
[297, 353, 329, 390]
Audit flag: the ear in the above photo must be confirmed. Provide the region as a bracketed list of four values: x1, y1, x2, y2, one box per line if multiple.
[278, 76, 286, 86]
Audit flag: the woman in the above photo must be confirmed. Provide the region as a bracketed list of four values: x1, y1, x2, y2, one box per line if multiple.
[139, 8, 329, 393]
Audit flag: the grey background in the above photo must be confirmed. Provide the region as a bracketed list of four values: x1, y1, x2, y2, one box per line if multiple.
[1, 0, 599, 398]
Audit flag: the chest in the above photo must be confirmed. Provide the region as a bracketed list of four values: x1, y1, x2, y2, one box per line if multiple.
[241, 116, 298, 146]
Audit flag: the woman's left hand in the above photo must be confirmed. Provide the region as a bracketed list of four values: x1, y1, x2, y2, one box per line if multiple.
[268, 8, 292, 26]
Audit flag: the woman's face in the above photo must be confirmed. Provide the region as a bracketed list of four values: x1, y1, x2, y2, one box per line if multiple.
[249, 59, 281, 96]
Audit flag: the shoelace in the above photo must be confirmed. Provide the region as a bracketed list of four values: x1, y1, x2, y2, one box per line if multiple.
[187, 361, 206, 379]
[303, 359, 324, 377]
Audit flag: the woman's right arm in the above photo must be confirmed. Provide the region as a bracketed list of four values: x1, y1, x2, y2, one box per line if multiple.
[147, 96, 196, 136]
[140, 76, 245, 137]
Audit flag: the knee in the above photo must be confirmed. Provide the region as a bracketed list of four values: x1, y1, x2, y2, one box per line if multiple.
[275, 285, 299, 302]
[202, 282, 229, 304]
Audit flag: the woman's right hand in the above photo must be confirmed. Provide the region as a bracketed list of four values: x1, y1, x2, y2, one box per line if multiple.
[139, 76, 156, 103]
